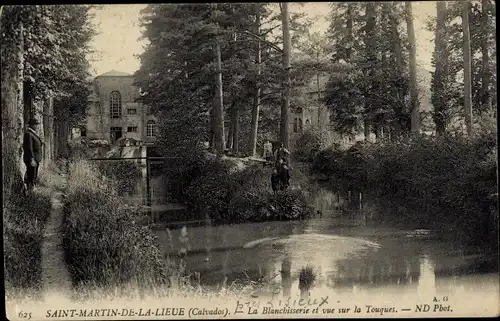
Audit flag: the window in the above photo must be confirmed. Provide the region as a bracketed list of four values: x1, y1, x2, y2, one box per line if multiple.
[110, 127, 122, 143]
[80, 127, 87, 137]
[293, 118, 298, 133]
[127, 126, 138, 133]
[305, 119, 310, 125]
[127, 108, 137, 115]
[146, 120, 156, 137]
[110, 91, 122, 118]
[298, 118, 303, 132]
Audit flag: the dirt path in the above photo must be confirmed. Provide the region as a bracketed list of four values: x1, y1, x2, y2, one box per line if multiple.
[40, 173, 73, 302]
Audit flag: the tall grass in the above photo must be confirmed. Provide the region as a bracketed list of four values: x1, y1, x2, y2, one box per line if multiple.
[62, 160, 169, 292]
[4, 188, 52, 299]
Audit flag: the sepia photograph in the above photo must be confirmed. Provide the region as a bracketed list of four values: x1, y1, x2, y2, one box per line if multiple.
[2, 1, 498, 319]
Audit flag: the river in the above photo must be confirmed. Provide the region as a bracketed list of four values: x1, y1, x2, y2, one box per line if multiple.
[152, 188, 499, 305]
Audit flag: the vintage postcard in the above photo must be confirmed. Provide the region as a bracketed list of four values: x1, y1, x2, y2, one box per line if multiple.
[2, 2, 498, 320]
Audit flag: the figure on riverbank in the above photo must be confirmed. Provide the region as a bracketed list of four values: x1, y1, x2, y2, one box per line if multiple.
[271, 142, 290, 193]
[263, 139, 273, 165]
[273, 142, 290, 170]
[22, 118, 43, 193]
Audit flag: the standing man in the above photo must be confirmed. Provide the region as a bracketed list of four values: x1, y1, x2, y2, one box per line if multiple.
[274, 142, 290, 169]
[262, 139, 273, 165]
[23, 118, 43, 191]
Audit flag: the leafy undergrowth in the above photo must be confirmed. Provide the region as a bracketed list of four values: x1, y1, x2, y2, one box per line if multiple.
[310, 132, 499, 250]
[167, 152, 316, 225]
[4, 188, 53, 300]
[62, 159, 170, 290]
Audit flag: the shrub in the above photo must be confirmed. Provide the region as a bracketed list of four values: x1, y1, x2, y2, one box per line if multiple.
[62, 160, 170, 289]
[310, 132, 498, 249]
[183, 158, 240, 223]
[161, 148, 208, 202]
[293, 128, 338, 162]
[95, 160, 142, 196]
[182, 160, 315, 224]
[269, 189, 315, 220]
[4, 190, 52, 293]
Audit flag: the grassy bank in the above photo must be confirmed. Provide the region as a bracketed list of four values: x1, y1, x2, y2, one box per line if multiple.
[62, 160, 170, 292]
[309, 131, 498, 249]
[4, 181, 53, 299]
[163, 152, 315, 225]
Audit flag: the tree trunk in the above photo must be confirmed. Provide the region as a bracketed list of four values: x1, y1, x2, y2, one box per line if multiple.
[280, 2, 291, 149]
[213, 41, 226, 153]
[463, 0, 473, 136]
[406, 1, 421, 134]
[433, 0, 448, 136]
[1, 21, 25, 201]
[363, 2, 376, 142]
[249, 6, 261, 157]
[43, 95, 54, 165]
[388, 2, 404, 125]
[208, 108, 214, 150]
[226, 107, 234, 151]
[480, 0, 491, 111]
[346, 3, 353, 62]
[364, 119, 370, 142]
[232, 104, 240, 154]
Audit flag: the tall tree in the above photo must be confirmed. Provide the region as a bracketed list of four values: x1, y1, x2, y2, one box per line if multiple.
[1, 5, 95, 199]
[213, 40, 226, 153]
[1, 8, 25, 200]
[405, 1, 421, 133]
[479, 0, 491, 110]
[463, 0, 473, 136]
[248, 5, 261, 157]
[280, 2, 291, 148]
[362, 1, 377, 141]
[432, 1, 450, 136]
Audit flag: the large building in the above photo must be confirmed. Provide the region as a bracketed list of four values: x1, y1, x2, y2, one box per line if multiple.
[84, 70, 158, 146]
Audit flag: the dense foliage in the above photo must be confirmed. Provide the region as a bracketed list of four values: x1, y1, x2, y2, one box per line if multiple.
[163, 152, 314, 224]
[96, 160, 143, 196]
[62, 160, 169, 289]
[428, 0, 497, 135]
[310, 132, 498, 248]
[323, 2, 415, 138]
[136, 4, 323, 157]
[1, 5, 96, 114]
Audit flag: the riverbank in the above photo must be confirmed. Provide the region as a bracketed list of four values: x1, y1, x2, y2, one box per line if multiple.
[161, 151, 316, 225]
[305, 131, 498, 251]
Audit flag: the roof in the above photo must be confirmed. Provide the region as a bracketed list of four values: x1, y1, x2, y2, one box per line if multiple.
[96, 69, 132, 77]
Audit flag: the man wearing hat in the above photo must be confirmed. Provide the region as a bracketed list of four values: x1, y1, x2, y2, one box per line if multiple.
[23, 118, 43, 191]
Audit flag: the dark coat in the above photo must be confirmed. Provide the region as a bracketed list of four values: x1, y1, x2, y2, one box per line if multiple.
[23, 128, 43, 164]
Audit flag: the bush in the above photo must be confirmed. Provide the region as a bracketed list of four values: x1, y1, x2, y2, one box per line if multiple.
[4, 190, 52, 293]
[62, 160, 170, 289]
[95, 160, 142, 196]
[293, 128, 339, 162]
[310, 132, 498, 249]
[182, 160, 315, 225]
[183, 158, 240, 223]
[269, 189, 315, 220]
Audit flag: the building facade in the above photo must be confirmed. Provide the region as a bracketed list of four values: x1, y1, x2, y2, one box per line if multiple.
[85, 70, 158, 146]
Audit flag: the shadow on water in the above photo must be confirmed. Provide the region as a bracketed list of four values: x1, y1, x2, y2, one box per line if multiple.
[152, 186, 499, 298]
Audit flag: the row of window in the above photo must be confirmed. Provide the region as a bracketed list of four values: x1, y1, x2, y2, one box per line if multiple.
[109, 91, 145, 118]
[109, 121, 157, 138]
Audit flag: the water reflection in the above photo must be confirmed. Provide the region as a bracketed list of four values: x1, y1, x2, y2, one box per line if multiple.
[152, 187, 497, 298]
[417, 255, 436, 297]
